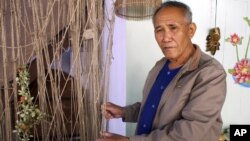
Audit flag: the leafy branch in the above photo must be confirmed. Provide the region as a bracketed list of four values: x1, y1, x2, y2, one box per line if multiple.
[13, 66, 45, 141]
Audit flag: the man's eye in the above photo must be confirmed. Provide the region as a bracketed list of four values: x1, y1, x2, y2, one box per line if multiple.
[169, 26, 177, 30]
[155, 29, 163, 33]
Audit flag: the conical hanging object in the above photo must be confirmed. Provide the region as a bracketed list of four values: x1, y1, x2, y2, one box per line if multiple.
[114, 0, 162, 20]
[205, 0, 221, 55]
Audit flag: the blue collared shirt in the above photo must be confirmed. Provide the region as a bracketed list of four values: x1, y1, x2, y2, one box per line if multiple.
[136, 61, 181, 135]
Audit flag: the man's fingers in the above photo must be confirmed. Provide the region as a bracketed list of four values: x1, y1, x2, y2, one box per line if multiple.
[101, 103, 115, 119]
[103, 131, 113, 137]
[101, 109, 114, 119]
[100, 131, 113, 138]
[104, 112, 114, 119]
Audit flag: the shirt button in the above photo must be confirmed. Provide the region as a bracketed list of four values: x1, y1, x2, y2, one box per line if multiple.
[143, 124, 147, 128]
[152, 105, 155, 108]
[160, 86, 164, 90]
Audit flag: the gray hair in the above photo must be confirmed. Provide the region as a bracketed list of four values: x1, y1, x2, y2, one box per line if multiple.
[153, 1, 192, 23]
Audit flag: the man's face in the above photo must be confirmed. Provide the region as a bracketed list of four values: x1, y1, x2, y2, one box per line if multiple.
[153, 7, 196, 61]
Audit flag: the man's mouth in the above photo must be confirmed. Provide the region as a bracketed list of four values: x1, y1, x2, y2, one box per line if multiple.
[162, 47, 173, 52]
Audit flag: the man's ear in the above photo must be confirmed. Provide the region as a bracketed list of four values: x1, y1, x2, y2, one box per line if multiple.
[188, 23, 197, 38]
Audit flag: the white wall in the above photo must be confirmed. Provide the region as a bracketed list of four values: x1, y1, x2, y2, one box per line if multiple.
[216, 0, 250, 127]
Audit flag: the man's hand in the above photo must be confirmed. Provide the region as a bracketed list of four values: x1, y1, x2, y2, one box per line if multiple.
[102, 102, 125, 119]
[96, 131, 129, 141]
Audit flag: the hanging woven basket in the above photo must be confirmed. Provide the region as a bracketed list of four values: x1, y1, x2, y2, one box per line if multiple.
[114, 0, 162, 20]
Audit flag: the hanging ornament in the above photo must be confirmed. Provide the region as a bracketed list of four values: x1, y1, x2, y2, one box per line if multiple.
[206, 0, 221, 55]
[206, 27, 221, 55]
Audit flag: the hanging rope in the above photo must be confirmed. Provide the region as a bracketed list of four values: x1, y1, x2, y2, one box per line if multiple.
[0, 0, 115, 140]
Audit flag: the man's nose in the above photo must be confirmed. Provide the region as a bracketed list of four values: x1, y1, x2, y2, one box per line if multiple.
[162, 30, 172, 42]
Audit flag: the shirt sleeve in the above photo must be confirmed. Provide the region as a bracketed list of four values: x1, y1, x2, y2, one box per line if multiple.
[123, 102, 141, 123]
[128, 66, 227, 141]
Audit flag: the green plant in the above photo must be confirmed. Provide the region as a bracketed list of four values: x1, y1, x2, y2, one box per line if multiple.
[222, 127, 230, 141]
[13, 67, 45, 141]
